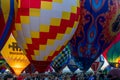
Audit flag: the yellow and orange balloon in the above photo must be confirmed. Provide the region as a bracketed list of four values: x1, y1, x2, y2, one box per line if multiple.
[1, 34, 30, 76]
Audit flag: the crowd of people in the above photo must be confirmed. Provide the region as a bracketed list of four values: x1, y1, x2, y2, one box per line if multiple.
[1, 70, 120, 80]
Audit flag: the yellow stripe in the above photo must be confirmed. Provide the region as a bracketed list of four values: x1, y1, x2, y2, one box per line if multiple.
[73, 21, 79, 28]
[56, 45, 61, 51]
[1, 0, 10, 23]
[22, 44, 28, 50]
[30, 31, 40, 38]
[71, 6, 77, 13]
[41, 1, 52, 10]
[77, 0, 80, 7]
[62, 12, 70, 20]
[40, 24, 50, 32]
[14, 0, 18, 17]
[20, 16, 30, 24]
[47, 39, 55, 45]
[65, 27, 72, 34]
[50, 18, 61, 26]
[15, 23, 22, 30]
[53, 0, 63, 3]
[56, 33, 64, 40]
[18, 0, 20, 8]
[31, 55, 36, 60]
[34, 50, 39, 56]
[25, 38, 32, 44]
[44, 56, 48, 61]
[30, 8, 40, 16]
[39, 45, 46, 51]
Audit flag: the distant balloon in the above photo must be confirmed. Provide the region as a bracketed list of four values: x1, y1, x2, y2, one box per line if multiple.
[0, 0, 17, 50]
[67, 56, 78, 73]
[103, 33, 120, 68]
[69, 0, 120, 71]
[12, 0, 80, 72]
[51, 45, 71, 73]
[91, 55, 104, 72]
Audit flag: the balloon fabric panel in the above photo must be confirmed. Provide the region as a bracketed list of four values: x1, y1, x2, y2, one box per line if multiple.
[91, 55, 104, 72]
[69, 0, 120, 71]
[51, 45, 71, 72]
[0, 0, 17, 50]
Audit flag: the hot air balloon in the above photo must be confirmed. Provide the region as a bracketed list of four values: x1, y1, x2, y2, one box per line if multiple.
[0, 0, 17, 50]
[103, 33, 120, 68]
[69, 0, 120, 71]
[67, 57, 78, 73]
[91, 55, 104, 73]
[51, 45, 71, 73]
[12, 0, 80, 72]
[1, 34, 30, 76]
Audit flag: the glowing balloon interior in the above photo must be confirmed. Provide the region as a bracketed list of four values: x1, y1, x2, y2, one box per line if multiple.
[1, 34, 30, 76]
[103, 33, 120, 68]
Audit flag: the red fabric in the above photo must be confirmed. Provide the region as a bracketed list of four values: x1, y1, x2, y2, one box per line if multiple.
[31, 60, 51, 73]
[0, 9, 5, 38]
[17, 76, 24, 80]
[30, 0, 41, 8]
[91, 62, 99, 71]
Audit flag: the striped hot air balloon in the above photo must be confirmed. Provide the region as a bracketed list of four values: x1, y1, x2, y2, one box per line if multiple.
[12, 0, 80, 72]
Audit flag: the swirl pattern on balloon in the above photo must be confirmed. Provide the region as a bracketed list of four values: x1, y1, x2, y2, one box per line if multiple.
[69, 0, 120, 71]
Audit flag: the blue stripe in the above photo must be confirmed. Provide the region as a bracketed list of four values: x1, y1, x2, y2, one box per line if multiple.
[0, 0, 14, 50]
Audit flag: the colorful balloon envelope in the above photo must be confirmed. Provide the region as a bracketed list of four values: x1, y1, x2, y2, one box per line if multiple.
[12, 0, 80, 72]
[103, 33, 120, 68]
[0, 0, 17, 50]
[51, 45, 71, 73]
[91, 55, 104, 72]
[1, 34, 30, 76]
[69, 0, 120, 71]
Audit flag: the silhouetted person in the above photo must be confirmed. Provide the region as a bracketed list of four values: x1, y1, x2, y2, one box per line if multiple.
[4, 74, 14, 80]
